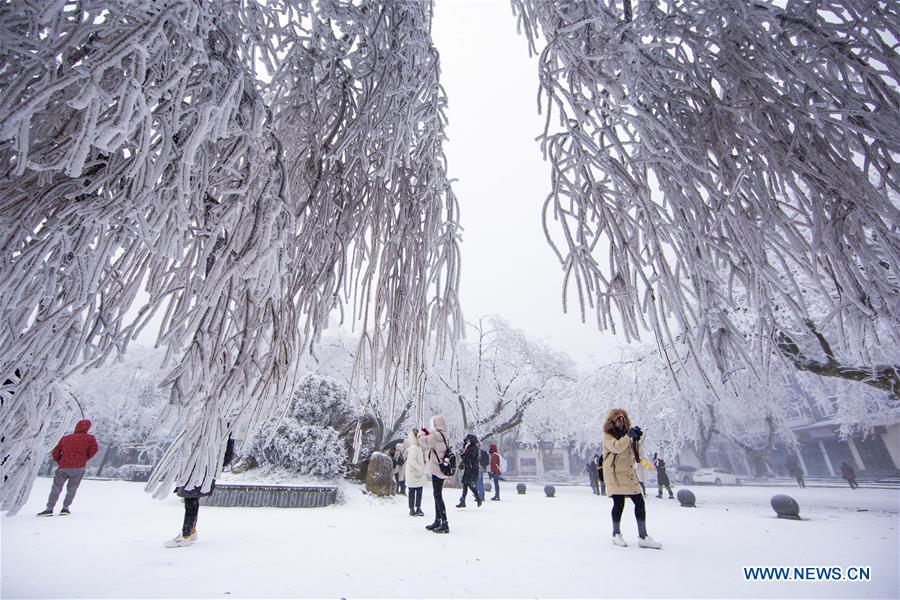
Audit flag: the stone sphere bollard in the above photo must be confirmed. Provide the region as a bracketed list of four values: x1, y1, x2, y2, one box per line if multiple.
[771, 494, 801, 520]
[677, 488, 696, 507]
[516, 482, 527, 495]
[544, 485, 555, 497]
[484, 481, 492, 493]
[365, 451, 396, 496]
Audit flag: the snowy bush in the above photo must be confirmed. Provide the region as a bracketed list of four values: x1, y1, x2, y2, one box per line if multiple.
[97, 466, 119, 479]
[245, 375, 353, 479]
[262, 422, 345, 479]
[289, 376, 353, 429]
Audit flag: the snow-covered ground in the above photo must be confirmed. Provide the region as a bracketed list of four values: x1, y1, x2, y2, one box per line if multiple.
[2, 477, 897, 599]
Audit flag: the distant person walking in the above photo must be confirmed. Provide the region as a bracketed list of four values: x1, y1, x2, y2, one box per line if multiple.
[165, 436, 234, 548]
[599, 455, 607, 496]
[840, 461, 859, 489]
[404, 428, 427, 516]
[603, 408, 661, 549]
[586, 455, 600, 495]
[394, 442, 407, 496]
[419, 415, 452, 534]
[477, 445, 490, 502]
[489, 443, 502, 500]
[653, 453, 674, 499]
[37, 419, 99, 517]
[785, 455, 805, 488]
[457, 434, 483, 508]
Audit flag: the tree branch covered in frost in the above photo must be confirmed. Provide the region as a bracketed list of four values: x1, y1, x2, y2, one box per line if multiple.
[775, 321, 899, 398]
[509, 0, 900, 384]
[0, 0, 461, 514]
[428, 317, 578, 441]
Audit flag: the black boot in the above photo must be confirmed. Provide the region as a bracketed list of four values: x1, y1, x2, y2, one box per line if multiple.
[434, 519, 449, 534]
[455, 500, 466, 508]
[426, 519, 440, 530]
[409, 508, 416, 516]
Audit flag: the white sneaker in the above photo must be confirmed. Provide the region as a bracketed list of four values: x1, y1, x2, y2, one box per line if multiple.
[612, 533, 628, 547]
[638, 536, 662, 549]
[164, 534, 195, 548]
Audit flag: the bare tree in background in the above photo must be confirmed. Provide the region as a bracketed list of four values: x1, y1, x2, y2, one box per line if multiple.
[0, 1, 461, 515]
[509, 0, 899, 391]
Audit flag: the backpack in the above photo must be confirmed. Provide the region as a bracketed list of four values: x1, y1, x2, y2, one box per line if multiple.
[479, 449, 490, 469]
[498, 454, 508, 474]
[434, 432, 457, 477]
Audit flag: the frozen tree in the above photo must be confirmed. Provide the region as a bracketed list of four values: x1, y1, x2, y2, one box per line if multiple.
[427, 317, 578, 441]
[538, 347, 692, 461]
[0, 1, 461, 514]
[303, 332, 417, 451]
[509, 0, 900, 393]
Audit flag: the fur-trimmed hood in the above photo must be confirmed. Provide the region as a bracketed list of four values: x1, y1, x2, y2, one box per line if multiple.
[603, 408, 632, 434]
[428, 415, 448, 434]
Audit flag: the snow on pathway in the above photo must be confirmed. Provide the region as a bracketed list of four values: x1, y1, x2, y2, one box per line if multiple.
[2, 477, 897, 598]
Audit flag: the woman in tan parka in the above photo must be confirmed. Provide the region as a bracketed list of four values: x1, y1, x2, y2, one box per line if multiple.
[602, 408, 661, 549]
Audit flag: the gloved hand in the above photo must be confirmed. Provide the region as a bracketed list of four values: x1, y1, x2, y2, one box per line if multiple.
[421, 427, 430, 435]
[627, 426, 643, 440]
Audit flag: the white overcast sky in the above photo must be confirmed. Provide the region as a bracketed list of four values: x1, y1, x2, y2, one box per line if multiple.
[431, 0, 625, 365]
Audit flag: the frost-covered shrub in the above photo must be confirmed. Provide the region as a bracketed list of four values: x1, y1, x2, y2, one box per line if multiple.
[542, 469, 572, 483]
[244, 416, 281, 461]
[262, 422, 345, 478]
[289, 375, 352, 428]
[244, 374, 352, 479]
[99, 466, 120, 479]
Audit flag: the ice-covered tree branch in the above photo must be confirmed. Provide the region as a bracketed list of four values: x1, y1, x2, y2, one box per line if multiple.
[509, 0, 900, 388]
[775, 326, 900, 400]
[0, 0, 461, 514]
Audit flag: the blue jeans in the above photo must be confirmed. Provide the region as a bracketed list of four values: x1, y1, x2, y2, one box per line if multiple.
[490, 473, 500, 498]
[475, 471, 485, 501]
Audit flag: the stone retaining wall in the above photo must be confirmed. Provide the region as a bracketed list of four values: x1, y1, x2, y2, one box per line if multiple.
[200, 484, 338, 508]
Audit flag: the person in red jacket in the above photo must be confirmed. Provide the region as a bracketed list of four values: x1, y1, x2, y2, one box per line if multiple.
[489, 443, 502, 501]
[37, 419, 99, 516]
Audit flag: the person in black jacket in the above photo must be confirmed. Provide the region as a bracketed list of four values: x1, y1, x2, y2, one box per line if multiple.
[653, 453, 674, 499]
[477, 446, 489, 501]
[165, 436, 235, 548]
[586, 455, 600, 495]
[785, 455, 806, 488]
[840, 461, 858, 489]
[456, 434, 483, 508]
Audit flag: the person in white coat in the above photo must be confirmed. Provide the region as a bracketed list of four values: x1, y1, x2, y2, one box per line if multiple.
[404, 428, 428, 517]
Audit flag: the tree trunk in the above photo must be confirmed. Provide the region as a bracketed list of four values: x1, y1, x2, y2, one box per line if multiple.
[96, 446, 115, 477]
